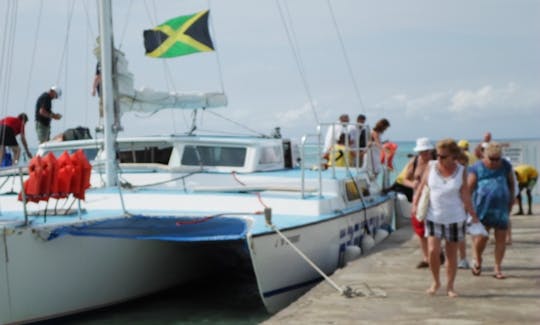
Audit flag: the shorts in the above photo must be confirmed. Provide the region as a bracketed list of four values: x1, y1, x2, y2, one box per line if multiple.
[36, 122, 51, 143]
[425, 220, 466, 242]
[0, 125, 17, 146]
[526, 178, 537, 191]
[411, 213, 425, 237]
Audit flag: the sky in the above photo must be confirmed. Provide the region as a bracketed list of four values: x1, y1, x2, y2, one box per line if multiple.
[1, 0, 539, 149]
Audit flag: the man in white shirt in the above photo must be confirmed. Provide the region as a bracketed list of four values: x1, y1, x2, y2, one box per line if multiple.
[323, 114, 357, 157]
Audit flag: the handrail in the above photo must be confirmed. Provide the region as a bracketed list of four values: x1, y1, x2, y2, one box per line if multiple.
[299, 122, 373, 199]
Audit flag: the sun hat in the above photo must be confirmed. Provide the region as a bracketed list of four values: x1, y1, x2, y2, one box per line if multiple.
[413, 137, 434, 152]
[457, 139, 469, 149]
[50, 86, 62, 98]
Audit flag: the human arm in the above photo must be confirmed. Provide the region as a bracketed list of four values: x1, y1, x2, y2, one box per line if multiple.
[400, 159, 415, 189]
[20, 133, 32, 159]
[411, 163, 429, 216]
[507, 166, 516, 210]
[39, 107, 62, 120]
[461, 167, 478, 222]
[92, 73, 101, 96]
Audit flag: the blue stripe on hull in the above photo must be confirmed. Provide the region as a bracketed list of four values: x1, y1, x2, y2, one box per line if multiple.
[262, 276, 323, 298]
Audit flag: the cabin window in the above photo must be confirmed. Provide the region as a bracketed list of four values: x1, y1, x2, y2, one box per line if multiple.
[42, 148, 99, 161]
[118, 146, 173, 164]
[181, 145, 246, 167]
[259, 146, 282, 165]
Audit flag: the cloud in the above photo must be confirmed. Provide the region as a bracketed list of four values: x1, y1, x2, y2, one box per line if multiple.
[377, 83, 538, 119]
[276, 100, 319, 127]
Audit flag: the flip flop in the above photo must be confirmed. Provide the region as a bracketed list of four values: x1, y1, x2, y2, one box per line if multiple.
[471, 263, 481, 276]
[493, 273, 506, 280]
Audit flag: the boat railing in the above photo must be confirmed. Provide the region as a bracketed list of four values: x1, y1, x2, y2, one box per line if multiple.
[299, 123, 372, 199]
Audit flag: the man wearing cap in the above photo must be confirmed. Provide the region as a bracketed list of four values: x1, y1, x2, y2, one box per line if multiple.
[35, 86, 63, 143]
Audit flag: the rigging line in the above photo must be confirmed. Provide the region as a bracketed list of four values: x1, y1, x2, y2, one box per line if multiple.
[1, 0, 18, 117]
[23, 0, 44, 113]
[117, 0, 134, 50]
[275, 0, 319, 124]
[81, 0, 96, 40]
[208, 0, 226, 95]
[0, 0, 14, 101]
[205, 110, 268, 137]
[55, 0, 77, 85]
[282, 0, 308, 94]
[143, 0, 158, 26]
[325, 0, 365, 113]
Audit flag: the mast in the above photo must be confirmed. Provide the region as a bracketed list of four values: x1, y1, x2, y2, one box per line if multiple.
[98, 0, 117, 186]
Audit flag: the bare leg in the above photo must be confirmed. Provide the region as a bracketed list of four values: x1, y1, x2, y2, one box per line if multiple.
[420, 236, 428, 263]
[526, 189, 533, 215]
[459, 239, 466, 260]
[0, 146, 4, 165]
[445, 241, 459, 297]
[472, 233, 489, 273]
[494, 228, 507, 277]
[10, 146, 20, 165]
[506, 217, 512, 245]
[515, 191, 524, 215]
[426, 236, 441, 295]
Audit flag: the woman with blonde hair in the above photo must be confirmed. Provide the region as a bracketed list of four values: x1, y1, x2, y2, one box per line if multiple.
[413, 138, 478, 297]
[468, 141, 515, 279]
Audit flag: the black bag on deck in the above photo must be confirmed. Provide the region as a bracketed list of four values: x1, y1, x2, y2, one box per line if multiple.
[63, 127, 92, 141]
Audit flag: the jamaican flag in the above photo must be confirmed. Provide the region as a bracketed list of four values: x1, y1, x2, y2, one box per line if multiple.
[144, 10, 214, 58]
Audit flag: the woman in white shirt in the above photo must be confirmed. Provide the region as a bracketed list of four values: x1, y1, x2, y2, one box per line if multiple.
[412, 139, 479, 297]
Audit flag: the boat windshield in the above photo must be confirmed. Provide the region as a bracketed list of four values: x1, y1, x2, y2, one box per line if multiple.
[181, 145, 246, 167]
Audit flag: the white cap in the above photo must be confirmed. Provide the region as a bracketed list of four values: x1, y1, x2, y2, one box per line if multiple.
[50, 86, 62, 98]
[413, 137, 434, 152]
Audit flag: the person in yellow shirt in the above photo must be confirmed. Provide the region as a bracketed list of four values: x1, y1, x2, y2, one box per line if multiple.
[457, 139, 477, 165]
[327, 133, 354, 167]
[514, 164, 538, 215]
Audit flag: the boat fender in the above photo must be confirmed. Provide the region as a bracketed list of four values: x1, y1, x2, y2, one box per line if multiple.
[55, 151, 74, 199]
[360, 234, 375, 253]
[374, 228, 389, 244]
[380, 142, 398, 170]
[344, 245, 361, 264]
[395, 192, 412, 219]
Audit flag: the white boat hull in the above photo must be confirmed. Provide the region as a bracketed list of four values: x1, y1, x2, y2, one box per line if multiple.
[250, 200, 393, 313]
[0, 229, 210, 324]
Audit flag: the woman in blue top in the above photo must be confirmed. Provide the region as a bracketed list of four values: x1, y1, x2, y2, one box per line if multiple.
[468, 141, 515, 279]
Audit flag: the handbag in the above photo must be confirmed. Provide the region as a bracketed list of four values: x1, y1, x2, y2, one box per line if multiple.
[416, 185, 430, 221]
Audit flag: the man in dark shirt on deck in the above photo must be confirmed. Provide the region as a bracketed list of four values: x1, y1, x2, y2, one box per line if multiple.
[35, 86, 63, 143]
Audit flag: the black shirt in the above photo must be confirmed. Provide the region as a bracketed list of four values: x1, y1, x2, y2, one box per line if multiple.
[35, 92, 52, 126]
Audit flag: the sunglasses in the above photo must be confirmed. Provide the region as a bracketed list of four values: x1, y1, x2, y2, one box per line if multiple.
[488, 156, 501, 162]
[437, 154, 449, 159]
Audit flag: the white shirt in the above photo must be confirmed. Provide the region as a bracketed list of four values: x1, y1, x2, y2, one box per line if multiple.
[426, 161, 468, 224]
[323, 123, 357, 153]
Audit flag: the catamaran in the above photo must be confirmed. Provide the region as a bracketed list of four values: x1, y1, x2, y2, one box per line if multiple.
[0, 1, 397, 323]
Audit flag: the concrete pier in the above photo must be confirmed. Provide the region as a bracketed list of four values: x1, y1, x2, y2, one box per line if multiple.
[263, 205, 540, 324]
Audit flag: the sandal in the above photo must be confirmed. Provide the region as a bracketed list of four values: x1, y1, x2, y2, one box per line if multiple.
[471, 263, 481, 276]
[416, 261, 429, 269]
[493, 273, 506, 280]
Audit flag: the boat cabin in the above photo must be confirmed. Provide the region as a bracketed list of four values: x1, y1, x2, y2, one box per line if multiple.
[36, 135, 299, 173]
